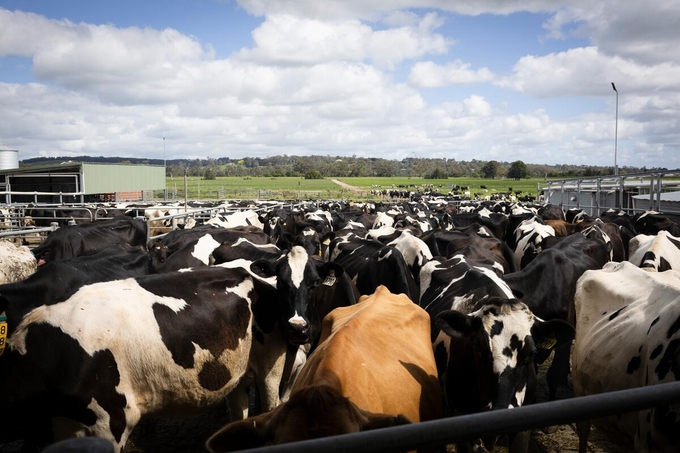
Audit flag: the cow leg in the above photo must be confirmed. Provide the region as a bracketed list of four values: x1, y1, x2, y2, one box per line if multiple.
[576, 420, 591, 453]
[508, 430, 531, 453]
[546, 342, 572, 401]
[226, 376, 253, 421]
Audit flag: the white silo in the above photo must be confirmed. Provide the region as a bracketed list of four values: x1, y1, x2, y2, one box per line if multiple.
[0, 147, 19, 170]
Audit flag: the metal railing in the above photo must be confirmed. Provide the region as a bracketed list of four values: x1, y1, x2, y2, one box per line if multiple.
[543, 170, 680, 216]
[233, 381, 680, 453]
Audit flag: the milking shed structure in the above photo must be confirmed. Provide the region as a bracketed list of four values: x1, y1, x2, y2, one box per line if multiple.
[0, 149, 165, 205]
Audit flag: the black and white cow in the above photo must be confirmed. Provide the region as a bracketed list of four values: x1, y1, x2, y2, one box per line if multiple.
[572, 261, 680, 453]
[365, 226, 433, 283]
[628, 230, 680, 272]
[31, 216, 148, 266]
[502, 233, 610, 401]
[328, 234, 419, 302]
[0, 266, 288, 452]
[419, 254, 573, 452]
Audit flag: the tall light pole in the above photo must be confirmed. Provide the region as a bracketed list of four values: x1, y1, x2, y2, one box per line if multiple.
[612, 82, 618, 175]
[163, 129, 167, 200]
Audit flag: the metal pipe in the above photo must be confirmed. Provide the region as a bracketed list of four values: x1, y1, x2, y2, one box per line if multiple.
[233, 381, 680, 453]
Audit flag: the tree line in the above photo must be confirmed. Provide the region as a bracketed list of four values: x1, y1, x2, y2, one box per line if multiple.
[20, 154, 665, 180]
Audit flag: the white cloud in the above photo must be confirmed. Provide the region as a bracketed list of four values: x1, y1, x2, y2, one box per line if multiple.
[235, 12, 451, 68]
[408, 60, 495, 87]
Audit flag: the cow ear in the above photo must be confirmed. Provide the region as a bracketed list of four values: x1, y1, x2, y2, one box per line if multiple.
[250, 259, 276, 279]
[205, 412, 272, 453]
[318, 261, 344, 279]
[358, 409, 413, 431]
[435, 310, 479, 338]
[531, 318, 575, 351]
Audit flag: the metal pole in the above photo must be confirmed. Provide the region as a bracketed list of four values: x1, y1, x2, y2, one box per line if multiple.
[612, 82, 618, 175]
[233, 381, 680, 453]
[163, 130, 167, 201]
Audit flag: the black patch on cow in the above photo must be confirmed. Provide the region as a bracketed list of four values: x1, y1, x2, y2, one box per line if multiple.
[198, 359, 231, 391]
[653, 405, 680, 446]
[434, 342, 449, 379]
[655, 339, 680, 380]
[639, 345, 644, 353]
[608, 306, 627, 321]
[253, 327, 265, 345]
[142, 269, 252, 373]
[19, 324, 127, 443]
[648, 317, 661, 335]
[490, 320, 504, 337]
[627, 356, 641, 374]
[650, 344, 664, 360]
[659, 257, 672, 272]
[667, 314, 680, 339]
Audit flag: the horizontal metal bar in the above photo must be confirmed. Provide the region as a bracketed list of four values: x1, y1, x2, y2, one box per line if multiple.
[234, 381, 680, 453]
[0, 225, 58, 238]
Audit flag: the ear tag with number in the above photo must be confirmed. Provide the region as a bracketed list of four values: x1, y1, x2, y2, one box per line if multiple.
[536, 335, 557, 350]
[323, 270, 337, 287]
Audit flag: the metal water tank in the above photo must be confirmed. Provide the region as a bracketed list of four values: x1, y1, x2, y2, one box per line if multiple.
[0, 149, 19, 170]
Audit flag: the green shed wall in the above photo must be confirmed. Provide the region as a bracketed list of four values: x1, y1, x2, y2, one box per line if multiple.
[81, 164, 165, 194]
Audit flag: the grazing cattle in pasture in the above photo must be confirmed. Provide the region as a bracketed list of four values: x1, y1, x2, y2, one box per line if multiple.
[572, 261, 680, 453]
[422, 253, 573, 452]
[502, 234, 609, 401]
[628, 230, 680, 272]
[0, 240, 36, 283]
[206, 286, 442, 452]
[31, 216, 147, 266]
[328, 234, 419, 302]
[0, 266, 288, 452]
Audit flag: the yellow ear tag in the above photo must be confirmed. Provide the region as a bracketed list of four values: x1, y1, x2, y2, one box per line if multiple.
[536, 336, 557, 350]
[323, 270, 337, 287]
[0, 315, 7, 357]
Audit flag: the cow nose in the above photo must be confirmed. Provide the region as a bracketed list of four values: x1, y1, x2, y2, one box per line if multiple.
[288, 314, 310, 343]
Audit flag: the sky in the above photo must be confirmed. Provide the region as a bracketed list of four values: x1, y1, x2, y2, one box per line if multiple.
[0, 0, 679, 169]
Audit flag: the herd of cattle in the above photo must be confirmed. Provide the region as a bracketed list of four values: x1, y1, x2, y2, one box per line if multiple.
[1, 197, 680, 453]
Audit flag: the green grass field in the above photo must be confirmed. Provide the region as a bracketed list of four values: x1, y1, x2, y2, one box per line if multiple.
[159, 175, 545, 201]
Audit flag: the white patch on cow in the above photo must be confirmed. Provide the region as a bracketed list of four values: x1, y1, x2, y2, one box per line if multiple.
[10, 278, 188, 355]
[287, 246, 309, 289]
[191, 234, 222, 265]
[288, 311, 307, 327]
[476, 302, 535, 377]
[377, 248, 393, 261]
[225, 277, 255, 302]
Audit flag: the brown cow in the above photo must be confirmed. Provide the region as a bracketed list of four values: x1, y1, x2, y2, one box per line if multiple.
[206, 285, 443, 452]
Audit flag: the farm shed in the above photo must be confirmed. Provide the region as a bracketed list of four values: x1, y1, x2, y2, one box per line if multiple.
[0, 162, 166, 204]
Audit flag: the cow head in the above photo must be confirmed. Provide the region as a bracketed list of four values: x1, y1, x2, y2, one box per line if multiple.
[435, 297, 574, 412]
[251, 246, 344, 345]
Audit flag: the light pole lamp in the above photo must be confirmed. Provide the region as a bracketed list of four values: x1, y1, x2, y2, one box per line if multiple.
[612, 82, 618, 176]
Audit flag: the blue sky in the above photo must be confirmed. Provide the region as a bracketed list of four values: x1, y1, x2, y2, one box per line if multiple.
[1, 0, 679, 169]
